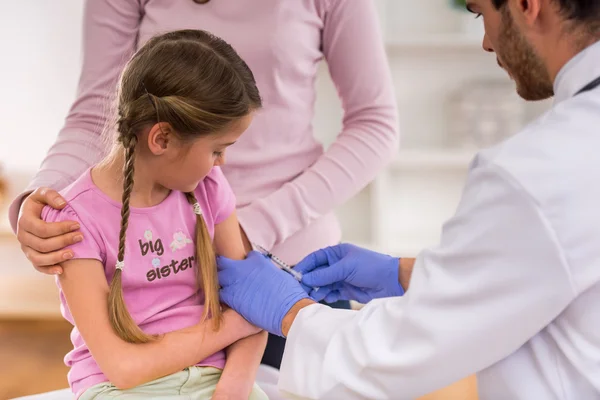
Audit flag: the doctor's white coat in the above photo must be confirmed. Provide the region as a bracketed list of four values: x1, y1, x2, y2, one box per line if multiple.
[278, 41, 600, 399]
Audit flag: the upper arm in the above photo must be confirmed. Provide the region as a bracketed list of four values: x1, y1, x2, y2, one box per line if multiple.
[58, 258, 130, 384]
[322, 0, 398, 132]
[66, 0, 142, 134]
[204, 167, 242, 259]
[214, 212, 246, 261]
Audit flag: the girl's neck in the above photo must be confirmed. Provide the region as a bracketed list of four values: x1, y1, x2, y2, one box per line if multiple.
[92, 148, 171, 208]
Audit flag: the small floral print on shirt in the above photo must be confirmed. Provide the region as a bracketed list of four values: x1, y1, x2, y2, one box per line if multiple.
[170, 230, 193, 252]
[144, 230, 153, 241]
[152, 257, 161, 267]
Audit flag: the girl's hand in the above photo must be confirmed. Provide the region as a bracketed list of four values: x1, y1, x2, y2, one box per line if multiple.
[16, 187, 82, 275]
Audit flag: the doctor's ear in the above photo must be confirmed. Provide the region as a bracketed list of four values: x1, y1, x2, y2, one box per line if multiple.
[147, 122, 173, 154]
[510, 0, 542, 26]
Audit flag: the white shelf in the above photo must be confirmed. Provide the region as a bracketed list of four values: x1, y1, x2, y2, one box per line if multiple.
[391, 149, 476, 170]
[385, 34, 482, 51]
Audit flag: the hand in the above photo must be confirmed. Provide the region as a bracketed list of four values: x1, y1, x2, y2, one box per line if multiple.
[16, 187, 82, 275]
[295, 243, 404, 304]
[217, 251, 310, 336]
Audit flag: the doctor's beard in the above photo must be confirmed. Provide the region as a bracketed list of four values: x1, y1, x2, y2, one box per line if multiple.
[496, 7, 554, 101]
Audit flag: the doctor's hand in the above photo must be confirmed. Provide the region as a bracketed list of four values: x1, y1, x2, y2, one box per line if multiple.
[295, 243, 405, 304]
[217, 251, 312, 337]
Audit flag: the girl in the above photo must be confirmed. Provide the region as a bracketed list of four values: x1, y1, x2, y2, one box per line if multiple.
[42, 29, 268, 399]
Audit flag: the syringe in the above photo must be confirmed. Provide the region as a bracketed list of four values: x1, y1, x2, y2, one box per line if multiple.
[253, 243, 319, 292]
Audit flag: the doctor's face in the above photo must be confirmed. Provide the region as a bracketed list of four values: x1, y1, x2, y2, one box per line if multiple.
[468, 0, 553, 101]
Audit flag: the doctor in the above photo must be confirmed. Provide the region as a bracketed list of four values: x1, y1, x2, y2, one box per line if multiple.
[217, 0, 600, 399]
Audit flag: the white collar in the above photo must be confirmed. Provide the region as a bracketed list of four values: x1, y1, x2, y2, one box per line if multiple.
[553, 39, 600, 104]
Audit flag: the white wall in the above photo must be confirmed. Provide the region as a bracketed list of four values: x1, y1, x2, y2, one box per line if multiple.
[0, 1, 83, 170]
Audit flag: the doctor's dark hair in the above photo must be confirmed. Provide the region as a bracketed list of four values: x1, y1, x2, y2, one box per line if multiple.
[109, 29, 261, 344]
[492, 0, 600, 29]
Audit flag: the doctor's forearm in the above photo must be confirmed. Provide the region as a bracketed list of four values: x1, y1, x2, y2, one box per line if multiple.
[400, 257, 416, 291]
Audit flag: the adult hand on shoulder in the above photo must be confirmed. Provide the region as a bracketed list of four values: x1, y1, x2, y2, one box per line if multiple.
[16, 187, 82, 275]
[295, 243, 405, 304]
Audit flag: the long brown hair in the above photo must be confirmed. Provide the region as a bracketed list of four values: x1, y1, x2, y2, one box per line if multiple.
[108, 29, 261, 344]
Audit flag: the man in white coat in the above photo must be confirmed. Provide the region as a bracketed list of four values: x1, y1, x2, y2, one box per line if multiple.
[217, 0, 600, 398]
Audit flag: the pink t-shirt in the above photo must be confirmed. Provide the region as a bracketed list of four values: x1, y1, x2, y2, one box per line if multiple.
[42, 166, 236, 398]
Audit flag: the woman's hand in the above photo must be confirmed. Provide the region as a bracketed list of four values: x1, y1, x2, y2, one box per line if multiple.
[16, 187, 82, 275]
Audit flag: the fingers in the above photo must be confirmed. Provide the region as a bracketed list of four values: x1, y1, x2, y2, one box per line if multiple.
[29, 187, 67, 209]
[19, 228, 82, 254]
[324, 291, 342, 304]
[300, 282, 313, 294]
[302, 262, 349, 287]
[294, 249, 330, 274]
[342, 287, 371, 304]
[308, 286, 331, 302]
[216, 256, 237, 286]
[247, 250, 267, 260]
[20, 244, 69, 275]
[19, 215, 80, 240]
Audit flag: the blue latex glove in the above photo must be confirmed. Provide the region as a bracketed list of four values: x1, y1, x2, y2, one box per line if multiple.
[217, 251, 309, 337]
[295, 243, 404, 304]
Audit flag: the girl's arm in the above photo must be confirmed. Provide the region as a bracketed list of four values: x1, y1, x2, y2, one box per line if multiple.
[213, 211, 269, 398]
[236, 0, 399, 250]
[58, 258, 259, 390]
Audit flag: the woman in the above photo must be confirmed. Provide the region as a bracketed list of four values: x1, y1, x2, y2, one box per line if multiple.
[10, 0, 399, 368]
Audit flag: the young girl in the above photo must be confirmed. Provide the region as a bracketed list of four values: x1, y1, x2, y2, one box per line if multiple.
[42, 29, 268, 399]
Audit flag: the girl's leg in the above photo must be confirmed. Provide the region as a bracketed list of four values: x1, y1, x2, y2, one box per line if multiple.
[179, 367, 269, 400]
[179, 366, 221, 400]
[80, 367, 270, 399]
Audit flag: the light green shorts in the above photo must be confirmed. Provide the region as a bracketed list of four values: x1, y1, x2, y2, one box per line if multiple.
[80, 366, 269, 399]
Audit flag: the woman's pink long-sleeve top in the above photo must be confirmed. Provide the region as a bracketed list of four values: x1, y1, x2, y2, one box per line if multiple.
[9, 0, 399, 264]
